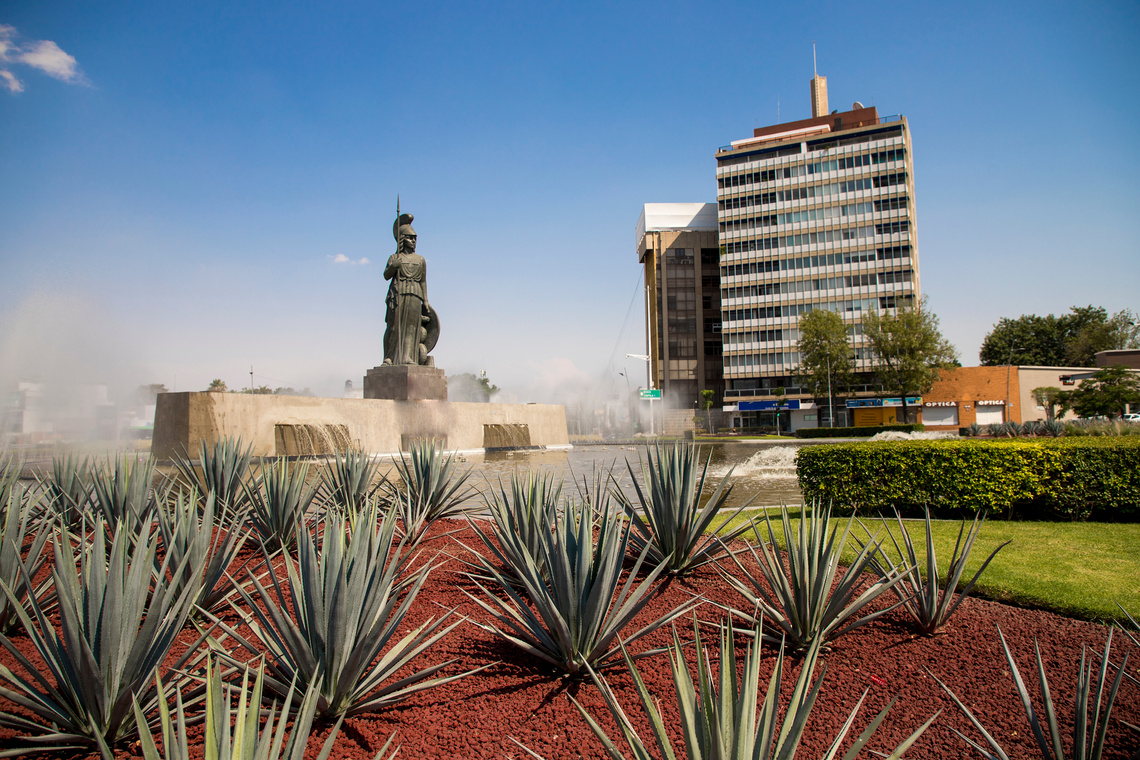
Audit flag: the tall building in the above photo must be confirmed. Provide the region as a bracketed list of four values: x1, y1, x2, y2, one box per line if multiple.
[714, 74, 921, 430]
[635, 203, 724, 412]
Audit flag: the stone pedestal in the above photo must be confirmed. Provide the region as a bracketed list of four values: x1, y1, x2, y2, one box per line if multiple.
[364, 365, 448, 401]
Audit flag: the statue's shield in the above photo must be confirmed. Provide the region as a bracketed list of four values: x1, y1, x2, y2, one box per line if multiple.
[423, 304, 440, 354]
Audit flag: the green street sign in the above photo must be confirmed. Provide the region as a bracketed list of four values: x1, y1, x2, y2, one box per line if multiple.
[639, 389, 662, 400]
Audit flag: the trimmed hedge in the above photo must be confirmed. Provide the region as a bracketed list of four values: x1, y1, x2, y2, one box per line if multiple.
[794, 424, 924, 439]
[795, 437, 1140, 521]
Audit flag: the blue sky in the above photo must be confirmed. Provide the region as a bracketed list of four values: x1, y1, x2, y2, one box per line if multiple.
[1, 0, 1137, 403]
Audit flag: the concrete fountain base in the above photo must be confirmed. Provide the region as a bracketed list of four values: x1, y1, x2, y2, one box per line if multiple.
[151, 391, 569, 459]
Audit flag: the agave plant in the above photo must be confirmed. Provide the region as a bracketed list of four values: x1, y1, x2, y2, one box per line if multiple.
[612, 442, 754, 575]
[986, 423, 1005, 438]
[156, 488, 253, 616]
[860, 507, 1009, 636]
[464, 487, 697, 676]
[0, 520, 206, 755]
[390, 438, 477, 545]
[320, 448, 387, 525]
[132, 656, 397, 760]
[572, 619, 938, 760]
[37, 453, 93, 527]
[208, 504, 478, 718]
[719, 504, 913, 650]
[0, 454, 20, 506]
[480, 469, 563, 583]
[170, 436, 253, 512]
[90, 454, 160, 537]
[0, 483, 51, 634]
[930, 627, 1128, 760]
[244, 458, 320, 552]
[964, 423, 982, 437]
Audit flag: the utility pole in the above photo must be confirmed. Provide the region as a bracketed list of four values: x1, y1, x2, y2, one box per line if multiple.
[826, 353, 833, 429]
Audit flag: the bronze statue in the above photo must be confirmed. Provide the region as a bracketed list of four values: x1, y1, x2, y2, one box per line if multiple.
[383, 210, 439, 366]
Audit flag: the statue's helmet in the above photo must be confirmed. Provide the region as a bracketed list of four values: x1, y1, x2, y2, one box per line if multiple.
[393, 212, 416, 242]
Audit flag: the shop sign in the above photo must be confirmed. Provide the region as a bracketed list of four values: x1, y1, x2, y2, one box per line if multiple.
[739, 399, 802, 411]
[976, 400, 1006, 406]
[925, 401, 957, 407]
[847, 397, 921, 408]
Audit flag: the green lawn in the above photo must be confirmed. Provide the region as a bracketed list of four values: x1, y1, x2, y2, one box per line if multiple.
[715, 509, 1140, 624]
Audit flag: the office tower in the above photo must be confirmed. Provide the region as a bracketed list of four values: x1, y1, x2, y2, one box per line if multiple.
[635, 203, 724, 411]
[715, 76, 920, 429]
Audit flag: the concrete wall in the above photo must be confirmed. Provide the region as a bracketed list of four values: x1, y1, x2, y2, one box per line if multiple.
[1015, 366, 1093, 422]
[152, 392, 569, 458]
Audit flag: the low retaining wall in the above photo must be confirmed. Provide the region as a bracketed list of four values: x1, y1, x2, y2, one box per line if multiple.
[152, 392, 569, 458]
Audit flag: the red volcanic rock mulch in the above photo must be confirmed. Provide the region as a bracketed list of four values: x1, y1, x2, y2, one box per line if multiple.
[1, 521, 1138, 759]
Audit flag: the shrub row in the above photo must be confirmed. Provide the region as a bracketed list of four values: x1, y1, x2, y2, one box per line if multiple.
[795, 437, 1140, 521]
[794, 423, 925, 439]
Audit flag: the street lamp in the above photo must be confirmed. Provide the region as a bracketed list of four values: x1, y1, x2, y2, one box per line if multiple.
[826, 353, 833, 429]
[626, 354, 655, 436]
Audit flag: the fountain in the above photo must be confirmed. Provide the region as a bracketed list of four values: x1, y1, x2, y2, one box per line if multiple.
[151, 207, 569, 459]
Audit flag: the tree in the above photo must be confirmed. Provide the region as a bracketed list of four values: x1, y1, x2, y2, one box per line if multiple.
[699, 389, 715, 433]
[206, 379, 228, 392]
[1065, 366, 1140, 419]
[448, 373, 500, 403]
[242, 385, 274, 394]
[1030, 386, 1066, 421]
[979, 313, 1063, 366]
[980, 306, 1139, 367]
[796, 309, 855, 426]
[1062, 307, 1140, 366]
[861, 298, 959, 424]
[135, 383, 169, 403]
[272, 387, 314, 396]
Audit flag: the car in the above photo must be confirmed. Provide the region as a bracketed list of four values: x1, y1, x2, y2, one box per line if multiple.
[1125, 413, 1140, 422]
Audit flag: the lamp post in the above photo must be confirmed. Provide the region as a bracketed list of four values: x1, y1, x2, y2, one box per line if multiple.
[626, 354, 654, 436]
[826, 353, 833, 429]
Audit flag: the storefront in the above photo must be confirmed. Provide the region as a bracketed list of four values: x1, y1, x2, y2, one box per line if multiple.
[919, 366, 1020, 431]
[846, 397, 922, 426]
[732, 399, 812, 433]
[922, 401, 958, 427]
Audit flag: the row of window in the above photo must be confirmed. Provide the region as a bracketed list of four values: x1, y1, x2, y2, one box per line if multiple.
[719, 221, 910, 245]
[725, 347, 876, 371]
[721, 269, 913, 300]
[723, 294, 914, 323]
[725, 352, 800, 368]
[777, 201, 874, 225]
[717, 148, 906, 188]
[719, 172, 908, 210]
[725, 328, 797, 346]
[720, 246, 911, 275]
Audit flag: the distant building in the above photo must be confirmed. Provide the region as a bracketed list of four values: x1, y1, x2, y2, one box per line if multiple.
[1095, 350, 1140, 370]
[635, 203, 724, 412]
[714, 70, 921, 430]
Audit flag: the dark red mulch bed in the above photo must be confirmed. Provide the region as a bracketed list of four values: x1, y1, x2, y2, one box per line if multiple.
[0, 521, 1137, 759]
